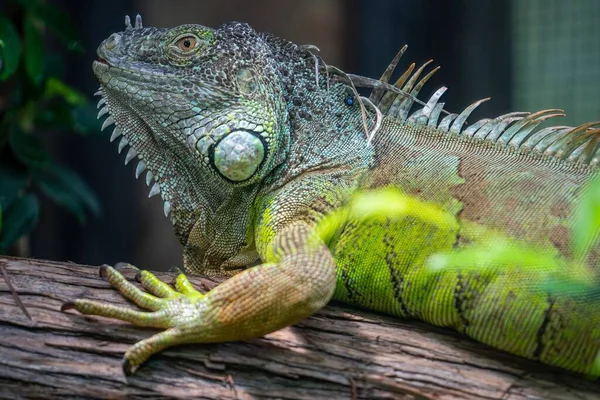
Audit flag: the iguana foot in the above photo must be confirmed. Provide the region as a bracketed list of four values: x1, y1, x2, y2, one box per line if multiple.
[62, 222, 336, 375]
[61, 264, 205, 374]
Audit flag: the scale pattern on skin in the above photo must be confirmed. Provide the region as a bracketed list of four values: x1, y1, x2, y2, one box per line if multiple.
[63, 14, 600, 375]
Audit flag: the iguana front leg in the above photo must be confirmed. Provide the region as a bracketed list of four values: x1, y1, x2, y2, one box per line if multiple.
[62, 222, 336, 374]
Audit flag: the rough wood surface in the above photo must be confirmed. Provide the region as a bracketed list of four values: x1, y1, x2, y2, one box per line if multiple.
[1, 256, 599, 400]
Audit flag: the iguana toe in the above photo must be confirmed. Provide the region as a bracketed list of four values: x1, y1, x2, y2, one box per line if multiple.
[61, 264, 212, 373]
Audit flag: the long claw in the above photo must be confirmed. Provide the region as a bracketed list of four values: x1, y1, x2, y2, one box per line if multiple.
[168, 266, 184, 275]
[61, 300, 76, 312]
[61, 264, 212, 374]
[114, 261, 140, 271]
[122, 358, 134, 376]
[99, 264, 110, 278]
[62, 237, 331, 375]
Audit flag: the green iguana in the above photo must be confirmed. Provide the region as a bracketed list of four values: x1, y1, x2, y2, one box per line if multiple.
[62, 14, 600, 376]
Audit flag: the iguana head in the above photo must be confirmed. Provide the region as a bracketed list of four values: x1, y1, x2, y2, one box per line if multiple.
[94, 15, 374, 269]
[93, 15, 295, 253]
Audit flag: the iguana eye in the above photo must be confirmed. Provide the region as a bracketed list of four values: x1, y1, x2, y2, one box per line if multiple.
[211, 131, 266, 183]
[175, 35, 198, 52]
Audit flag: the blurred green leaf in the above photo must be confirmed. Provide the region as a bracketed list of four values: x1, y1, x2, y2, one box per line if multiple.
[541, 279, 600, 299]
[34, 164, 101, 223]
[573, 174, 600, 260]
[0, 194, 39, 252]
[23, 15, 45, 86]
[72, 104, 103, 135]
[0, 15, 21, 81]
[44, 77, 87, 106]
[425, 223, 600, 301]
[28, 1, 83, 53]
[0, 1, 99, 250]
[9, 128, 50, 169]
[34, 101, 101, 135]
[36, 170, 86, 223]
[0, 205, 3, 236]
[5, 80, 23, 109]
[44, 49, 66, 79]
[350, 188, 458, 230]
[35, 100, 75, 130]
[0, 161, 28, 210]
[315, 187, 458, 246]
[427, 236, 563, 275]
[51, 164, 102, 218]
[14, 0, 42, 10]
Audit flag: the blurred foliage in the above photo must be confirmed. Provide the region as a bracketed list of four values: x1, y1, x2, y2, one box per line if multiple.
[573, 173, 600, 260]
[427, 173, 600, 297]
[318, 179, 600, 299]
[0, 0, 102, 253]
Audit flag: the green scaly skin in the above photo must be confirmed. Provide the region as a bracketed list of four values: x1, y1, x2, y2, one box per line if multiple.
[62, 15, 600, 375]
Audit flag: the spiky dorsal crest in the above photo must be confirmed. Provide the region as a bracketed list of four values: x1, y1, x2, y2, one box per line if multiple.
[290, 44, 383, 142]
[349, 46, 600, 168]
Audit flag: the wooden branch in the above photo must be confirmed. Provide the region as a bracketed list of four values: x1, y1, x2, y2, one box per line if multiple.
[1, 256, 599, 399]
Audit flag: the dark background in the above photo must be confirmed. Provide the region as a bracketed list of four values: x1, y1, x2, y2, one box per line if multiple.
[28, 0, 600, 270]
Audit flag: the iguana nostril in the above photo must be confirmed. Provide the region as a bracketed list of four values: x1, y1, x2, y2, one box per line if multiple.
[104, 33, 121, 51]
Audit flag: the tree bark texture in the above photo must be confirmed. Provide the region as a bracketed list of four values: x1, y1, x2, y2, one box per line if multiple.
[1, 256, 599, 399]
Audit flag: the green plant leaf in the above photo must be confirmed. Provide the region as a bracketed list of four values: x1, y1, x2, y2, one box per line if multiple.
[28, 1, 83, 53]
[0, 15, 21, 81]
[36, 170, 86, 223]
[315, 187, 459, 246]
[52, 165, 102, 218]
[34, 164, 101, 223]
[573, 174, 600, 260]
[0, 161, 28, 210]
[35, 99, 100, 135]
[34, 100, 75, 130]
[71, 104, 103, 135]
[14, 0, 42, 10]
[23, 15, 45, 86]
[44, 77, 87, 106]
[8, 128, 50, 169]
[0, 194, 39, 252]
[426, 236, 563, 275]
[541, 279, 600, 299]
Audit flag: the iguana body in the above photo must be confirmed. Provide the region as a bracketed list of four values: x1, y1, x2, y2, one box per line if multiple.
[64, 15, 600, 375]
